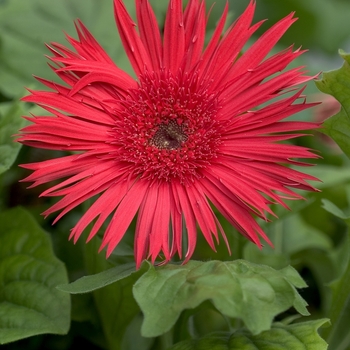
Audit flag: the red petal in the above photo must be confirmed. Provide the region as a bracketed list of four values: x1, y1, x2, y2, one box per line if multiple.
[174, 182, 197, 262]
[101, 179, 147, 261]
[149, 183, 171, 263]
[183, 0, 206, 70]
[163, 0, 186, 74]
[134, 185, 158, 266]
[230, 12, 297, 79]
[70, 180, 129, 243]
[199, 2, 228, 75]
[136, 0, 163, 72]
[114, 0, 152, 76]
[22, 91, 115, 124]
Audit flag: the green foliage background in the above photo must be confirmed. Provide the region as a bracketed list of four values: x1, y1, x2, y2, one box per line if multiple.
[0, 0, 349, 349]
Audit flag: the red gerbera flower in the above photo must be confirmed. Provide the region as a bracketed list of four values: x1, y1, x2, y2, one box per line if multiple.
[18, 0, 319, 268]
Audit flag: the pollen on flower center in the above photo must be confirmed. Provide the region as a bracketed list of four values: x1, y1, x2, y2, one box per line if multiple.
[151, 120, 188, 150]
[114, 70, 222, 184]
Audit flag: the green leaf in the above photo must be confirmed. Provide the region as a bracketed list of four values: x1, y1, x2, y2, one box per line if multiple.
[0, 207, 70, 344]
[168, 319, 329, 350]
[57, 261, 141, 294]
[315, 50, 350, 158]
[0, 102, 26, 175]
[133, 260, 309, 338]
[321, 198, 350, 220]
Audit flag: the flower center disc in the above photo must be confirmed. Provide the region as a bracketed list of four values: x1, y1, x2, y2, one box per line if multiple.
[151, 120, 188, 150]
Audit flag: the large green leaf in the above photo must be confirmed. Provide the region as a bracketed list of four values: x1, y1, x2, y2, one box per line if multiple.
[315, 50, 350, 159]
[168, 319, 329, 350]
[0, 207, 70, 344]
[0, 102, 26, 175]
[133, 260, 309, 338]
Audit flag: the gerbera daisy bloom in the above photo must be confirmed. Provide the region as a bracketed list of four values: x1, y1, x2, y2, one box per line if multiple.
[18, 0, 319, 268]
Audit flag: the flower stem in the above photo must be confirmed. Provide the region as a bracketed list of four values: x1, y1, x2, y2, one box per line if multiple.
[159, 329, 173, 350]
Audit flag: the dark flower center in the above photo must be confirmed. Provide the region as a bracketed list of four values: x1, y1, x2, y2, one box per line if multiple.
[151, 120, 188, 149]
